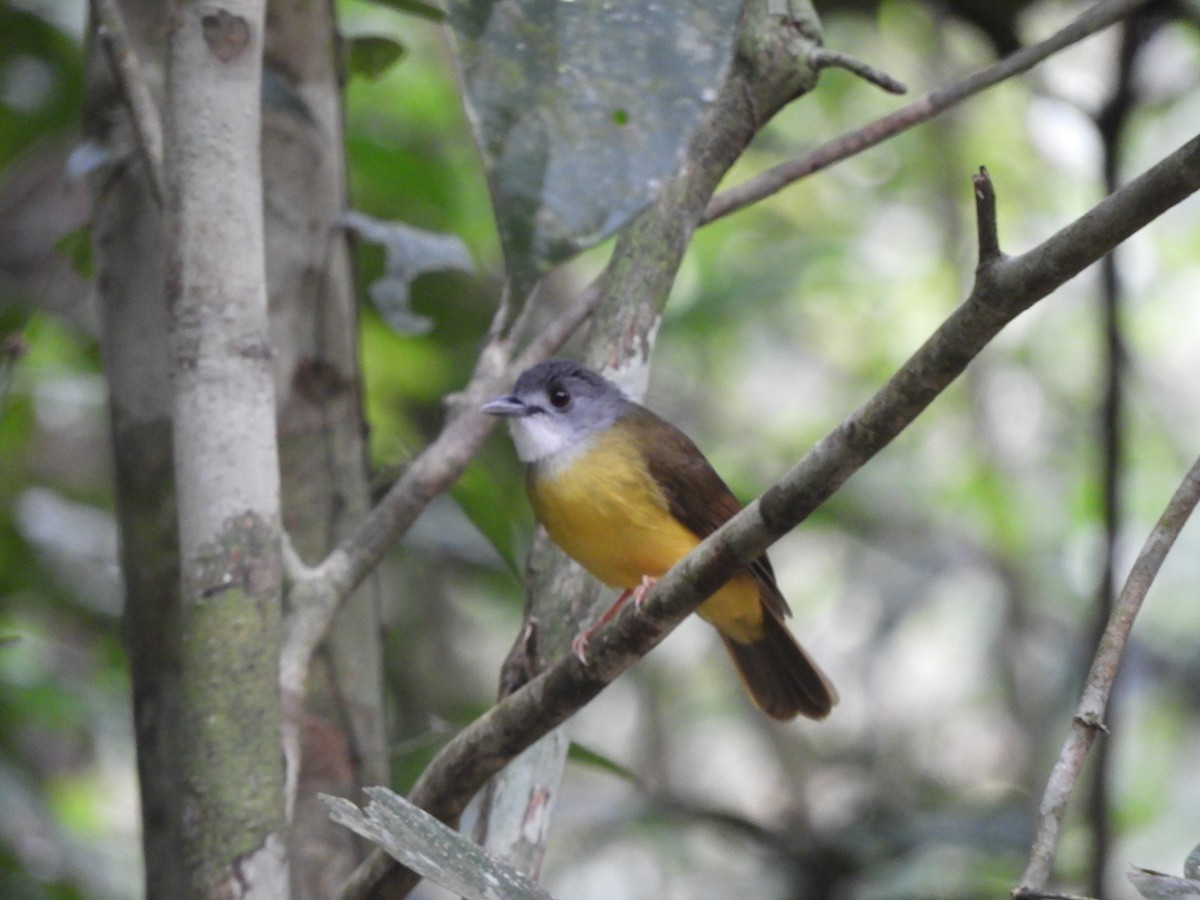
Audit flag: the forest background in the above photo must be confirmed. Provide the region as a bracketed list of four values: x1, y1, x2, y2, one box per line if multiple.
[1, 0, 1199, 898]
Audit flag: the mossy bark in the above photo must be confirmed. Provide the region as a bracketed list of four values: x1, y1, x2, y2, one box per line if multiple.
[178, 513, 284, 889]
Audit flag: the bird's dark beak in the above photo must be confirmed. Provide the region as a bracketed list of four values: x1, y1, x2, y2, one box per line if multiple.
[481, 395, 530, 417]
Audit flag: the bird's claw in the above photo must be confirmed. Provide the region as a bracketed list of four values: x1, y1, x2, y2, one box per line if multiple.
[570, 575, 657, 666]
[630, 575, 658, 609]
[571, 630, 592, 665]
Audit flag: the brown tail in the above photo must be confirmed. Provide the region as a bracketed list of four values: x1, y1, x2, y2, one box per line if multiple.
[720, 607, 838, 721]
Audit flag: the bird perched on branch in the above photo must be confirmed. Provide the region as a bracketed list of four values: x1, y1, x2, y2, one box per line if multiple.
[483, 359, 836, 721]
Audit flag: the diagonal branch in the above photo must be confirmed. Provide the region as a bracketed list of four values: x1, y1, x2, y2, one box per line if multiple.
[702, 0, 1154, 225]
[338, 130, 1200, 900]
[1013, 453, 1200, 896]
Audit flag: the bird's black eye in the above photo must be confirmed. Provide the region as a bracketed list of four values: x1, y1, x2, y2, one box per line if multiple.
[548, 384, 571, 409]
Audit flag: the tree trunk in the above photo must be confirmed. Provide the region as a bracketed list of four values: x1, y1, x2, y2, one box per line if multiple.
[263, 1, 387, 895]
[84, 1, 184, 894]
[88, 0, 384, 893]
[163, 1, 289, 894]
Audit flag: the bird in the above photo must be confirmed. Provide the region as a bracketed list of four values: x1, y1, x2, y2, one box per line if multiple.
[482, 359, 837, 721]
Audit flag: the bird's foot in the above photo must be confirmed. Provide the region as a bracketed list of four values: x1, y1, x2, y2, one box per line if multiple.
[571, 627, 596, 665]
[571, 579, 655, 664]
[630, 575, 658, 609]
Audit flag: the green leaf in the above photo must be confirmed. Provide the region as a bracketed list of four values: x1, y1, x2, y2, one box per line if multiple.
[360, 0, 446, 22]
[567, 741, 638, 784]
[444, 0, 742, 295]
[450, 461, 522, 577]
[53, 226, 92, 278]
[346, 35, 407, 81]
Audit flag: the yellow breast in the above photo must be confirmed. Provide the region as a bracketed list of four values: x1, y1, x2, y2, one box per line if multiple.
[527, 425, 765, 642]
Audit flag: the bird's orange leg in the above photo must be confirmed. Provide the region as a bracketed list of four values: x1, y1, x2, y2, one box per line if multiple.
[571, 576, 659, 663]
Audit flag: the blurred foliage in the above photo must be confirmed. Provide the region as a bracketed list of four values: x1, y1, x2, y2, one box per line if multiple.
[345, 33, 407, 81]
[1, 0, 1199, 898]
[0, 4, 83, 161]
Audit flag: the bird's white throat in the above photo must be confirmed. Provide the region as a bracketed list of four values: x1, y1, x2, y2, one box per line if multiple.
[507, 415, 585, 465]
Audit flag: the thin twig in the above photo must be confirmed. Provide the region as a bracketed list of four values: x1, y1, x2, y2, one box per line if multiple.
[1013, 453, 1200, 896]
[94, 0, 165, 203]
[809, 47, 906, 94]
[340, 129, 1200, 900]
[973, 166, 1002, 266]
[702, 0, 1153, 225]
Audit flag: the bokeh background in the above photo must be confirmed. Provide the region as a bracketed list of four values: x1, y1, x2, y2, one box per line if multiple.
[2, 1, 1199, 897]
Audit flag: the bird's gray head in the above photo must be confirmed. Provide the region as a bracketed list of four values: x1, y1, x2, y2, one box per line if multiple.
[481, 360, 630, 463]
